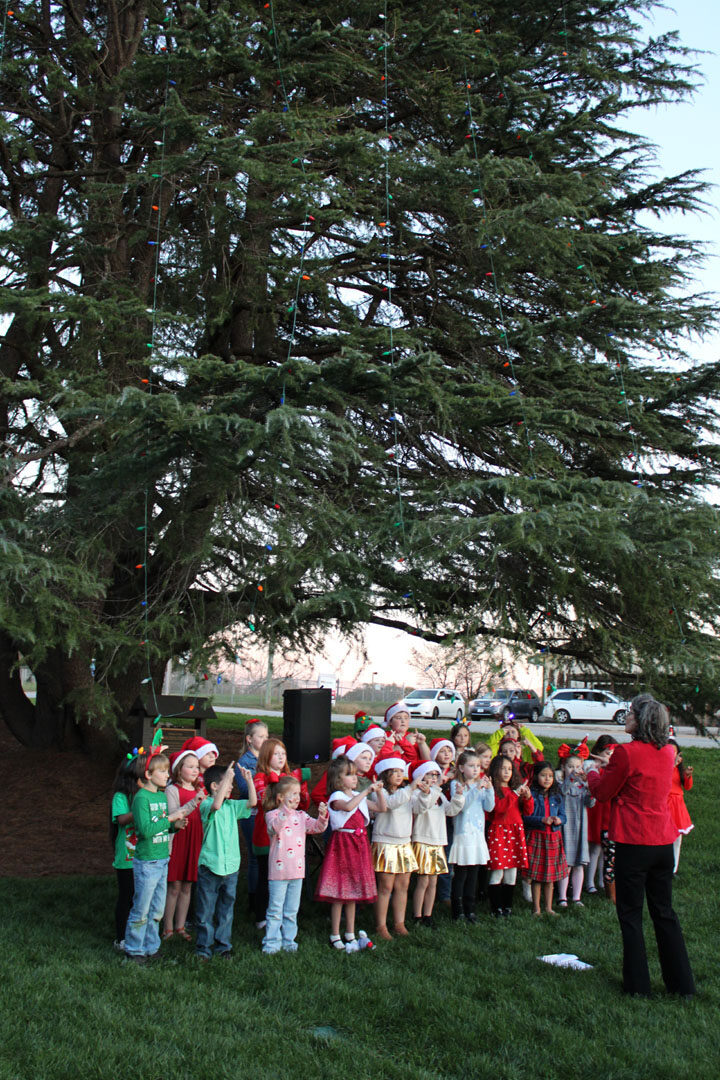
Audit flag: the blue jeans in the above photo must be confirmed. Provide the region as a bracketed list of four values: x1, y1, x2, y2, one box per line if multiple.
[124, 857, 169, 957]
[263, 878, 303, 953]
[195, 865, 238, 957]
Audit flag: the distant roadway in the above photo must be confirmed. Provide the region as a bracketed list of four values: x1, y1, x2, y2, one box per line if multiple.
[217, 706, 719, 749]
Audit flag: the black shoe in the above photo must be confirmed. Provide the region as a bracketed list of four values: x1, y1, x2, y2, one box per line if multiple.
[422, 915, 437, 929]
[412, 915, 423, 926]
[452, 913, 466, 922]
[502, 908, 512, 918]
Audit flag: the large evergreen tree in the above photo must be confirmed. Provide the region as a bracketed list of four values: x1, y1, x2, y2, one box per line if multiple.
[1, 0, 719, 747]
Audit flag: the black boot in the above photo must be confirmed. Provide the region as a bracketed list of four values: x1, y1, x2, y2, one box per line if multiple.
[501, 883, 515, 916]
[488, 884, 504, 917]
[476, 865, 489, 903]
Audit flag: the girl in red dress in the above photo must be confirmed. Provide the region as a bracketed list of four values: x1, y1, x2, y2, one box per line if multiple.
[486, 755, 531, 916]
[163, 750, 203, 940]
[667, 739, 694, 873]
[315, 755, 386, 950]
[584, 736, 617, 894]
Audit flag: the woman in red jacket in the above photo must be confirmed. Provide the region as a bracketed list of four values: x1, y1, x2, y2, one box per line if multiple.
[587, 695, 694, 998]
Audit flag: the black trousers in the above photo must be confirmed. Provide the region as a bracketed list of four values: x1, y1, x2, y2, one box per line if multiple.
[115, 868, 134, 942]
[614, 842, 695, 996]
[254, 854, 269, 923]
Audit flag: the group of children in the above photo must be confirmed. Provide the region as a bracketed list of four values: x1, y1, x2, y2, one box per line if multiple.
[110, 706, 695, 959]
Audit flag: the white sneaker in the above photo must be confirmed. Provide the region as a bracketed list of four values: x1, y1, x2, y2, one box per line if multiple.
[113, 939, 126, 952]
[255, 920, 266, 930]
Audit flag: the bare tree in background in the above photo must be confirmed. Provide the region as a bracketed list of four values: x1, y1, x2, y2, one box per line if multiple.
[410, 642, 518, 701]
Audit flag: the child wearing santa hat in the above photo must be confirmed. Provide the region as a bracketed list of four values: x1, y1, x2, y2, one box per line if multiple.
[410, 760, 465, 927]
[370, 758, 432, 940]
[179, 736, 219, 778]
[383, 703, 431, 767]
[163, 750, 204, 941]
[310, 736, 357, 807]
[361, 725, 394, 764]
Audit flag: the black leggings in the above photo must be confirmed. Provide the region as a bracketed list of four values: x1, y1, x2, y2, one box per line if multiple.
[452, 865, 479, 917]
[254, 854, 269, 923]
[115, 868, 134, 942]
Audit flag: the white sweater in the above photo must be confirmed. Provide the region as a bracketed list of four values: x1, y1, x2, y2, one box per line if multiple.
[411, 785, 465, 846]
[371, 786, 432, 845]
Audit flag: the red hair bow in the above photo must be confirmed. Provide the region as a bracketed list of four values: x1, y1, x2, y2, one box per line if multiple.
[558, 737, 590, 760]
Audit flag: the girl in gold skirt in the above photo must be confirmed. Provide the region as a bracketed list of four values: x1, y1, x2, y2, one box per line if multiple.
[371, 758, 430, 940]
[410, 761, 466, 928]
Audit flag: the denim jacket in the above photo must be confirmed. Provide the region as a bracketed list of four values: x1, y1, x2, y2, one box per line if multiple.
[522, 790, 566, 831]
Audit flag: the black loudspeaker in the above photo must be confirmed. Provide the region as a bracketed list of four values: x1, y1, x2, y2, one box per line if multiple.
[283, 688, 332, 764]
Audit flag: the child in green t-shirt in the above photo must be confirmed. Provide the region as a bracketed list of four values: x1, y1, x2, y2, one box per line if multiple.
[196, 762, 257, 960]
[110, 757, 140, 951]
[124, 753, 201, 963]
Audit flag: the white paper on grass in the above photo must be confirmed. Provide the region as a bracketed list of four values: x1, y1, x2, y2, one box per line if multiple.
[538, 953, 594, 971]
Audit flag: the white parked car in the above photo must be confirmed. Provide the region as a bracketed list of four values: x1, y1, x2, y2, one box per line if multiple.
[543, 688, 630, 725]
[401, 688, 465, 722]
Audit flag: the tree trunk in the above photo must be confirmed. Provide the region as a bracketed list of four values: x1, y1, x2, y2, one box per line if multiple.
[0, 632, 163, 758]
[0, 631, 37, 745]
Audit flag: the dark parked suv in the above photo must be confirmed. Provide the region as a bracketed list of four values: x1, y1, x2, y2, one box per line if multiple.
[468, 689, 542, 724]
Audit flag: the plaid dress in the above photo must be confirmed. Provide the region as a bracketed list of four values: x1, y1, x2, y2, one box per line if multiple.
[526, 828, 568, 882]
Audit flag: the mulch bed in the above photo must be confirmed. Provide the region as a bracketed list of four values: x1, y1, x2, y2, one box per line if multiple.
[0, 724, 325, 877]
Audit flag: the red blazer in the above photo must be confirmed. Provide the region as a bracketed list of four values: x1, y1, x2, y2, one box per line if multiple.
[587, 741, 677, 845]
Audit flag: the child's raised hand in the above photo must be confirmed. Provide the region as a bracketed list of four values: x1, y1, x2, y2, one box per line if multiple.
[479, 776, 492, 789]
[516, 783, 531, 799]
[415, 730, 427, 744]
[318, 802, 329, 822]
[370, 780, 384, 794]
[686, 765, 693, 776]
[405, 731, 418, 745]
[454, 780, 465, 794]
[237, 765, 253, 783]
[415, 778, 431, 794]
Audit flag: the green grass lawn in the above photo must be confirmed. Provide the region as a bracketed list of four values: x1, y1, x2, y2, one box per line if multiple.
[1, 733, 717, 1080]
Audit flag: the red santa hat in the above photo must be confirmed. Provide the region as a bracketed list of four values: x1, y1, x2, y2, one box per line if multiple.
[361, 726, 387, 744]
[429, 738, 455, 761]
[411, 760, 442, 783]
[384, 701, 409, 727]
[346, 742, 374, 764]
[168, 749, 198, 773]
[374, 757, 408, 777]
[180, 736, 218, 760]
[331, 735, 357, 759]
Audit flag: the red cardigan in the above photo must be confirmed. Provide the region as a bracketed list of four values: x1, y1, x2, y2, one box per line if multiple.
[252, 769, 310, 851]
[587, 740, 677, 845]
